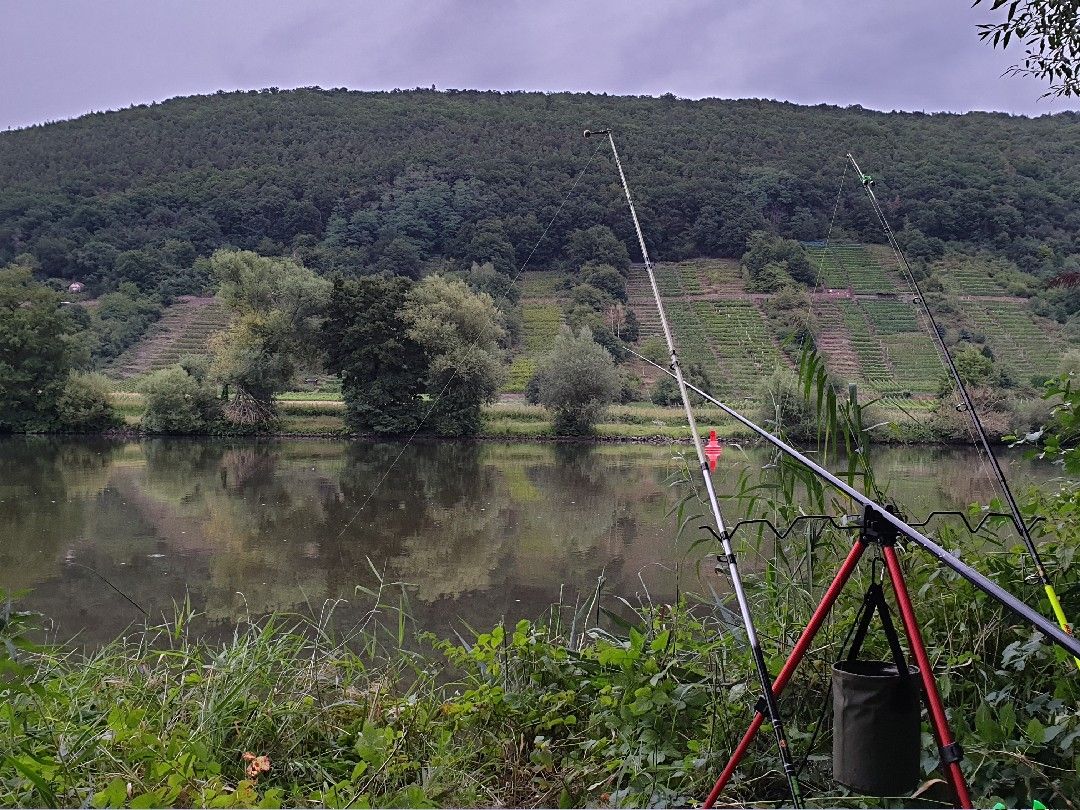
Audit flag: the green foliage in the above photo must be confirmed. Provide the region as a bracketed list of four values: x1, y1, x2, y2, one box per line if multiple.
[974, 0, 1080, 97]
[532, 327, 620, 434]
[322, 275, 427, 434]
[761, 286, 816, 350]
[579, 262, 627, 302]
[2, 89, 1080, 305]
[0, 266, 88, 432]
[650, 362, 714, 406]
[639, 336, 668, 365]
[138, 365, 220, 434]
[758, 366, 817, 440]
[210, 250, 330, 421]
[742, 231, 815, 289]
[88, 283, 163, 364]
[956, 345, 996, 386]
[55, 373, 121, 433]
[402, 275, 506, 436]
[565, 226, 630, 275]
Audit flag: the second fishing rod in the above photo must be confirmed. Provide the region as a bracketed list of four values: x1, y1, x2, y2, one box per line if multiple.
[584, 127, 805, 808]
[847, 153, 1078, 668]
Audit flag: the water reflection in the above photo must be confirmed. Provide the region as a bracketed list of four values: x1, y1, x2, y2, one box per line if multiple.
[0, 437, 1059, 647]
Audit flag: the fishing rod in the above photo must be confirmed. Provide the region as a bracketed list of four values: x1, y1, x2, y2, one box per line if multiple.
[584, 128, 805, 808]
[847, 153, 1078, 667]
[624, 342, 1080, 660]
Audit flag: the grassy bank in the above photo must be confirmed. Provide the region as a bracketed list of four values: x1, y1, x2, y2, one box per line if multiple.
[105, 393, 975, 444]
[3, 479, 1078, 809]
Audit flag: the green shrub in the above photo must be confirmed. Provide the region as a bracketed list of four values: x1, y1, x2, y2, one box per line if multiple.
[533, 327, 619, 435]
[757, 367, 816, 439]
[138, 366, 220, 434]
[55, 373, 121, 432]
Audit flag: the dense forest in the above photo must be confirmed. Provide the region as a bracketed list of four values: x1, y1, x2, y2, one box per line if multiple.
[1, 88, 1079, 299]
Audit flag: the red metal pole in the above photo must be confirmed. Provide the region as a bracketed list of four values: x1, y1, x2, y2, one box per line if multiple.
[702, 539, 868, 807]
[883, 545, 973, 809]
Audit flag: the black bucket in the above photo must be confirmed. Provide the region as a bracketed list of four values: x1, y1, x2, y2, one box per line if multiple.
[832, 659, 922, 796]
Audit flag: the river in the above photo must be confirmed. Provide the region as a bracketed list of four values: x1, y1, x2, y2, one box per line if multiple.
[0, 436, 1062, 647]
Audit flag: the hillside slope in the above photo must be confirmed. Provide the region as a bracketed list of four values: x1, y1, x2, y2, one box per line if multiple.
[1, 89, 1078, 299]
[105, 296, 229, 379]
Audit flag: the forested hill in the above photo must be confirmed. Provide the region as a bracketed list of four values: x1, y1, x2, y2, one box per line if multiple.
[1, 88, 1079, 295]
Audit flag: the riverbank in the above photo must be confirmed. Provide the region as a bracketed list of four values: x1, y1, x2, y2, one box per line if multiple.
[101, 392, 974, 444]
[3, 510, 1077, 808]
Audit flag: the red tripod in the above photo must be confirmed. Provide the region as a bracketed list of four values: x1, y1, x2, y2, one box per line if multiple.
[703, 507, 973, 809]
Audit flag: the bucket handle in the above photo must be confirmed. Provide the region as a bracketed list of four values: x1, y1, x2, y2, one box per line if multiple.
[847, 582, 911, 678]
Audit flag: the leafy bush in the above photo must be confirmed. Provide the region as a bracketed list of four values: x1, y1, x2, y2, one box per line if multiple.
[742, 230, 815, 287]
[757, 367, 816, 439]
[651, 362, 714, 406]
[532, 327, 619, 434]
[55, 373, 121, 432]
[138, 365, 220, 434]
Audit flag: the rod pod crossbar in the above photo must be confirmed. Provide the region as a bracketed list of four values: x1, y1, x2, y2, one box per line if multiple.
[587, 128, 805, 808]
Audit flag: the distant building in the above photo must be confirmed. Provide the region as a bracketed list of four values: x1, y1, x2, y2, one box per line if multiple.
[67, 281, 85, 293]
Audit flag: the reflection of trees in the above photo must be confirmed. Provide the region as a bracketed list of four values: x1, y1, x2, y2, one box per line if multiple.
[6, 436, 1054, 646]
[137, 440, 333, 620]
[0, 437, 118, 591]
[330, 442, 504, 602]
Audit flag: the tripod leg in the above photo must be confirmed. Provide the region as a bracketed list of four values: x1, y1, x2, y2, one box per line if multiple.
[703, 539, 867, 808]
[883, 545, 973, 809]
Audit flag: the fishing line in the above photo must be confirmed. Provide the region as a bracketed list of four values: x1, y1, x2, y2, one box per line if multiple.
[847, 153, 1078, 666]
[67, 561, 148, 616]
[332, 138, 606, 541]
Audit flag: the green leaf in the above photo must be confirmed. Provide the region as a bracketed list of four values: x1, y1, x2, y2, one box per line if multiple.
[92, 778, 128, 809]
[130, 791, 165, 809]
[1026, 717, 1046, 743]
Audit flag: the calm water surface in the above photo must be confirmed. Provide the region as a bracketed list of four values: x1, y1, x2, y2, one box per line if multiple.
[0, 437, 1061, 647]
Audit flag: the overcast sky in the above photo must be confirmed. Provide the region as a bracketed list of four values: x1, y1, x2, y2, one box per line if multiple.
[2, 0, 1076, 131]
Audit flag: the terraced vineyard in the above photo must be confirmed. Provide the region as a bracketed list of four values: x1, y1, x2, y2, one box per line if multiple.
[838, 301, 894, 391]
[106, 296, 230, 380]
[664, 302, 725, 391]
[935, 260, 1010, 296]
[805, 242, 899, 294]
[503, 300, 566, 393]
[520, 304, 564, 353]
[962, 301, 1069, 382]
[693, 301, 788, 398]
[505, 356, 537, 393]
[518, 270, 562, 298]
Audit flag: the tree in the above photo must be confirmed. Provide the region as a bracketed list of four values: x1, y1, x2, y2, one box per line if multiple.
[402, 275, 506, 436]
[742, 231, 816, 287]
[322, 275, 427, 434]
[532, 327, 620, 434]
[651, 362, 715, 406]
[580, 262, 628, 302]
[55, 372, 121, 432]
[0, 266, 88, 432]
[565, 226, 631, 275]
[973, 0, 1080, 97]
[955, 345, 996, 386]
[209, 250, 330, 423]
